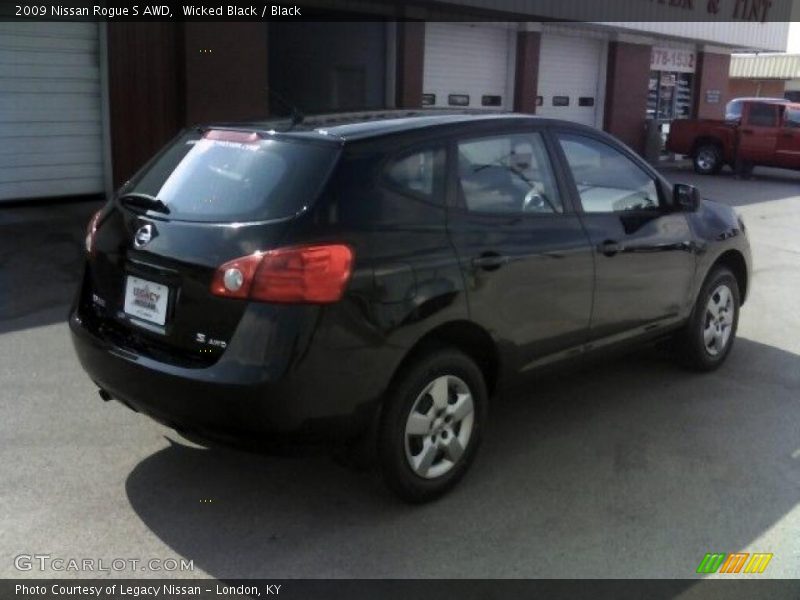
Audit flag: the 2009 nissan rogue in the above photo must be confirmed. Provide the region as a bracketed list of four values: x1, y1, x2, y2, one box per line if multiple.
[70, 113, 751, 502]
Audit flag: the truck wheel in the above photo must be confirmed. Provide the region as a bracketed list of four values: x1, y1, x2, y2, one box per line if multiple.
[377, 348, 487, 503]
[693, 144, 722, 175]
[673, 267, 740, 372]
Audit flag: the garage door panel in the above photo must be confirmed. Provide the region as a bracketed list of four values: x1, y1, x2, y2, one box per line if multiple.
[0, 178, 104, 201]
[0, 33, 97, 54]
[0, 23, 103, 201]
[0, 78, 100, 94]
[537, 34, 605, 127]
[424, 23, 512, 109]
[0, 123, 102, 138]
[0, 136, 100, 155]
[0, 64, 99, 80]
[0, 164, 103, 184]
[0, 151, 101, 168]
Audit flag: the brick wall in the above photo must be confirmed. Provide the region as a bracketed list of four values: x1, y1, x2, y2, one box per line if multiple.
[604, 41, 651, 154]
[514, 31, 541, 114]
[693, 52, 731, 120]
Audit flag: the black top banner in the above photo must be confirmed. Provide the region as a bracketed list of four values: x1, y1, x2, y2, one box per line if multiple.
[1, 0, 796, 22]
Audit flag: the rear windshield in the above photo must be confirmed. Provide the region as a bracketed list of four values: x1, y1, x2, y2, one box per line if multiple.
[122, 130, 339, 223]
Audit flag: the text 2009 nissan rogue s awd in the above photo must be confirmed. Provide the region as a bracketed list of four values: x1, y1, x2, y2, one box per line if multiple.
[70, 113, 751, 502]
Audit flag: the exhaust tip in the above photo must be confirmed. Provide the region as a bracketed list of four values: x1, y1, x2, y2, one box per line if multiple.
[98, 388, 113, 402]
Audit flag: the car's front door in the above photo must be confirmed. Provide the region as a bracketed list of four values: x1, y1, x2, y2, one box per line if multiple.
[776, 106, 800, 169]
[737, 102, 781, 166]
[445, 129, 594, 373]
[553, 130, 697, 342]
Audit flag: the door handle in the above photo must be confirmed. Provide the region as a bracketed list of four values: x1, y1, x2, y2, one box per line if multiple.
[599, 239, 622, 257]
[780, 132, 794, 138]
[472, 253, 509, 271]
[741, 128, 754, 135]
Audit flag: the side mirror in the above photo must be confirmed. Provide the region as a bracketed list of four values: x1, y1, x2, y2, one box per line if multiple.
[673, 183, 700, 212]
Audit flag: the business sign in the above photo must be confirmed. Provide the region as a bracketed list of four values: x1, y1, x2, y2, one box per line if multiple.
[651, 47, 696, 73]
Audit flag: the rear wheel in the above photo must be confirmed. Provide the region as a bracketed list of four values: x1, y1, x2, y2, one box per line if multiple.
[693, 144, 722, 175]
[674, 267, 740, 371]
[378, 348, 487, 503]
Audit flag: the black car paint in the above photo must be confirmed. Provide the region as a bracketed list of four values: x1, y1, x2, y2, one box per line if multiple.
[70, 115, 751, 446]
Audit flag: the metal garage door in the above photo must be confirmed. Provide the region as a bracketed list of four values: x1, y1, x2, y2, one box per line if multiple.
[0, 23, 104, 202]
[537, 34, 606, 127]
[423, 23, 514, 110]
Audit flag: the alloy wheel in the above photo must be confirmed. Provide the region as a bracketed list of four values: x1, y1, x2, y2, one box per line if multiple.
[404, 375, 475, 479]
[703, 284, 734, 357]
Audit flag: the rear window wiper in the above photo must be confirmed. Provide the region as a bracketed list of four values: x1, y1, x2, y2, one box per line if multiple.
[117, 192, 171, 214]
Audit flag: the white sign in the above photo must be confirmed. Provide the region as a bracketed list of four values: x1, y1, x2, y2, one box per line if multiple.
[651, 47, 696, 73]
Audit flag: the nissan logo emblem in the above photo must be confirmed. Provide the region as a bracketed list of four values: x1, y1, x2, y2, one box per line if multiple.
[134, 224, 154, 248]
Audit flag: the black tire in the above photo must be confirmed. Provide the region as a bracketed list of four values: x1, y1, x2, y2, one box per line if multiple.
[674, 267, 740, 371]
[377, 347, 488, 503]
[693, 144, 722, 175]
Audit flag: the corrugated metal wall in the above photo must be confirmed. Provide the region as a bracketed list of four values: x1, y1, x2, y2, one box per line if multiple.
[0, 23, 104, 201]
[730, 54, 800, 79]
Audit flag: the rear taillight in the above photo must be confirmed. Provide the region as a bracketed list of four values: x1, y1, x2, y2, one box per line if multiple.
[85, 210, 102, 254]
[210, 244, 353, 304]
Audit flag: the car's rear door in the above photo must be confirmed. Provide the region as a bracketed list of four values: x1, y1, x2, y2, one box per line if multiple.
[445, 126, 594, 373]
[551, 128, 697, 342]
[737, 102, 781, 166]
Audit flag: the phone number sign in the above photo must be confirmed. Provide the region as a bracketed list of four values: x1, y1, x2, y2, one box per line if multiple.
[651, 47, 696, 73]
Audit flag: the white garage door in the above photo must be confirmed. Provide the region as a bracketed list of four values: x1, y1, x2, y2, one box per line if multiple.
[0, 23, 104, 202]
[423, 23, 514, 110]
[537, 34, 606, 127]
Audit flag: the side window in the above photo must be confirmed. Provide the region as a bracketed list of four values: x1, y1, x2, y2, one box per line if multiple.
[747, 103, 778, 127]
[456, 132, 563, 214]
[384, 148, 443, 198]
[785, 107, 800, 129]
[725, 100, 743, 122]
[557, 133, 660, 213]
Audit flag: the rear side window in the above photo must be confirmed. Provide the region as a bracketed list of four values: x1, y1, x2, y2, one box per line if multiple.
[124, 130, 339, 223]
[384, 148, 443, 198]
[747, 103, 778, 127]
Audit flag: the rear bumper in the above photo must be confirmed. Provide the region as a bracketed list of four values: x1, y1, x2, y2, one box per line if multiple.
[69, 309, 380, 445]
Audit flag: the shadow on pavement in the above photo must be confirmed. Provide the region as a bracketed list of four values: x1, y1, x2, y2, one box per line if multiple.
[123, 337, 800, 579]
[0, 198, 101, 335]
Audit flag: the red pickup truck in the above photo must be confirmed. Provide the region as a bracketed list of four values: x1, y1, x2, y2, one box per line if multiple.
[666, 98, 800, 176]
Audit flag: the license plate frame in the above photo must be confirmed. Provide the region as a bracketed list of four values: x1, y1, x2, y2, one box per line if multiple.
[123, 275, 170, 327]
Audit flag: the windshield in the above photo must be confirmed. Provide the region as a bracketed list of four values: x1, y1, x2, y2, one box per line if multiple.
[121, 130, 339, 223]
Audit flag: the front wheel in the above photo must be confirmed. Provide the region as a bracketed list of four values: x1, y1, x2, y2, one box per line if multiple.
[693, 144, 722, 175]
[674, 267, 740, 371]
[378, 348, 487, 503]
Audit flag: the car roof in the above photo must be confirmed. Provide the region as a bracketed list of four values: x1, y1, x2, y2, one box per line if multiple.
[206, 110, 559, 144]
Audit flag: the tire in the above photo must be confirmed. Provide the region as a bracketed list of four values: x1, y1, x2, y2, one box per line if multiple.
[674, 267, 740, 371]
[693, 144, 722, 175]
[377, 348, 488, 503]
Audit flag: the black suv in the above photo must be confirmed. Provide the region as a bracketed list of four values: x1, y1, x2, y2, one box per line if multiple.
[71, 113, 751, 502]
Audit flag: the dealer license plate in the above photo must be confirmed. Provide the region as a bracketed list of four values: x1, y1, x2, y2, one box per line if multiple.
[123, 276, 169, 326]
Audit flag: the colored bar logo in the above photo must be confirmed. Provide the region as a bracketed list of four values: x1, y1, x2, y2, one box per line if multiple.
[696, 552, 773, 574]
